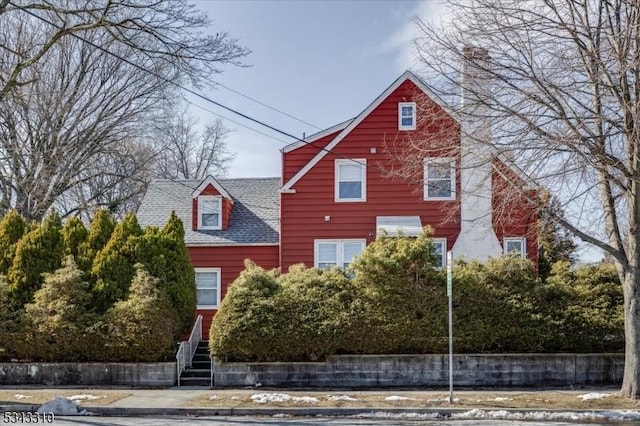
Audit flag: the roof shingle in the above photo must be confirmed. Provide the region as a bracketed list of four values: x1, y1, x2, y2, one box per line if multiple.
[137, 178, 280, 245]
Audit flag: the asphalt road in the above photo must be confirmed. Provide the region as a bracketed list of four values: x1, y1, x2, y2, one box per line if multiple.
[47, 416, 632, 426]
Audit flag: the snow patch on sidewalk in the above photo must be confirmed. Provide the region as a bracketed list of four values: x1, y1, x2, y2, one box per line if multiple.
[67, 394, 102, 401]
[355, 409, 640, 422]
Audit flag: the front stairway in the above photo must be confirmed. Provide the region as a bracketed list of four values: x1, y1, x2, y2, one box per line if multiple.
[178, 341, 212, 387]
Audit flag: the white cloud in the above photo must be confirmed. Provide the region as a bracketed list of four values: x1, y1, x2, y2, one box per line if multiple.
[383, 0, 454, 73]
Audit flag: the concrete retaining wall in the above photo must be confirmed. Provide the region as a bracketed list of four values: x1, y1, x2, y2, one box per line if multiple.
[214, 354, 624, 388]
[0, 362, 176, 386]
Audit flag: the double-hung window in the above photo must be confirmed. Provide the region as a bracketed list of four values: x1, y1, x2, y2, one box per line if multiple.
[198, 196, 222, 230]
[195, 268, 221, 308]
[504, 237, 526, 258]
[398, 102, 416, 130]
[432, 238, 447, 268]
[335, 159, 366, 202]
[315, 240, 366, 270]
[424, 158, 455, 200]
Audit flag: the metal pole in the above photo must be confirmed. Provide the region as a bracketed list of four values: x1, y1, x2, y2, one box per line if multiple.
[446, 251, 454, 404]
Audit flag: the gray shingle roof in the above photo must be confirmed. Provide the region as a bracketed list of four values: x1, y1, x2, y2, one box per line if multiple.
[137, 178, 280, 245]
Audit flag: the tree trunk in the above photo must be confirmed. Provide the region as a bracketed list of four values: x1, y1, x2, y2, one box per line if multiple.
[621, 264, 640, 398]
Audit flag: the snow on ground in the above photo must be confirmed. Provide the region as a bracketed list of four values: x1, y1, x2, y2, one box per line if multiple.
[36, 396, 90, 416]
[14, 394, 32, 400]
[209, 395, 218, 400]
[385, 395, 416, 401]
[578, 392, 612, 401]
[327, 395, 359, 402]
[426, 397, 460, 403]
[353, 409, 640, 422]
[67, 394, 102, 401]
[251, 393, 319, 404]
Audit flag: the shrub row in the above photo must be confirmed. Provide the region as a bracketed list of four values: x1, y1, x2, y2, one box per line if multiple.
[210, 230, 623, 361]
[0, 210, 195, 362]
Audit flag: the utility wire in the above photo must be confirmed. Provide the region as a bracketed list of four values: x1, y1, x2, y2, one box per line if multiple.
[16, 4, 365, 167]
[215, 82, 323, 130]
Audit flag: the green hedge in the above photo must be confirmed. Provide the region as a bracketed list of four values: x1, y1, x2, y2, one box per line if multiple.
[0, 210, 195, 362]
[210, 230, 624, 362]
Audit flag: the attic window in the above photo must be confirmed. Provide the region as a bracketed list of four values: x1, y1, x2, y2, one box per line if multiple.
[399, 102, 416, 130]
[198, 195, 222, 230]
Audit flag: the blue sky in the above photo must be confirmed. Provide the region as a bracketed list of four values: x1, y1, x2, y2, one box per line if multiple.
[191, 0, 444, 178]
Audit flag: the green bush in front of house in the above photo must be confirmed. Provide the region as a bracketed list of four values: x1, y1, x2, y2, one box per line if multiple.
[210, 229, 624, 362]
[0, 209, 194, 362]
[100, 264, 177, 362]
[7, 211, 64, 308]
[19, 256, 100, 361]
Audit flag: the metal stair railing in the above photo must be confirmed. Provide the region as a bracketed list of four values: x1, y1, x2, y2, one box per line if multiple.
[176, 314, 203, 386]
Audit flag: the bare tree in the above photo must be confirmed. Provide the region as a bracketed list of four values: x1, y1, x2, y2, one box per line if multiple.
[152, 107, 234, 180]
[0, 1, 247, 221]
[408, 0, 640, 397]
[0, 0, 248, 101]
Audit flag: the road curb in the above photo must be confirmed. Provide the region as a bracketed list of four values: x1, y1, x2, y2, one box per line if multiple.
[0, 404, 629, 419]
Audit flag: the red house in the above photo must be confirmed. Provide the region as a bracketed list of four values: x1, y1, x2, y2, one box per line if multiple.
[137, 67, 538, 332]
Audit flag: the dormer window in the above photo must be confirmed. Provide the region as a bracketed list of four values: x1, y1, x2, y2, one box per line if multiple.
[398, 102, 416, 130]
[198, 195, 222, 230]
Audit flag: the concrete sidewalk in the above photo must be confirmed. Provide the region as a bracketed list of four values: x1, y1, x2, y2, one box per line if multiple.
[0, 386, 636, 418]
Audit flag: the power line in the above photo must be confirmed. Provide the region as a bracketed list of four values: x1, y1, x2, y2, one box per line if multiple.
[15, 3, 365, 167]
[215, 82, 323, 130]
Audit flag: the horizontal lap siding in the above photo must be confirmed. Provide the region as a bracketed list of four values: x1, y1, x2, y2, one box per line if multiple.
[282, 132, 338, 183]
[281, 80, 462, 270]
[189, 245, 279, 335]
[492, 161, 539, 267]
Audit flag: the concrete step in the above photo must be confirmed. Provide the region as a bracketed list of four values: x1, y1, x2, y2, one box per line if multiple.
[192, 360, 210, 369]
[181, 368, 211, 378]
[179, 376, 211, 386]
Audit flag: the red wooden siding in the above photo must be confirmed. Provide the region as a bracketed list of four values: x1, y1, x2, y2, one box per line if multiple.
[492, 159, 539, 266]
[191, 183, 233, 231]
[189, 245, 279, 335]
[282, 131, 339, 183]
[280, 80, 462, 270]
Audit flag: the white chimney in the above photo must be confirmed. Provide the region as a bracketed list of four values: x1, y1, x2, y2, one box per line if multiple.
[452, 46, 503, 261]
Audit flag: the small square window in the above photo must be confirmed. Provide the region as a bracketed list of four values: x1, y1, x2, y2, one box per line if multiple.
[195, 268, 220, 308]
[424, 158, 456, 200]
[335, 159, 366, 202]
[504, 238, 526, 258]
[399, 102, 416, 130]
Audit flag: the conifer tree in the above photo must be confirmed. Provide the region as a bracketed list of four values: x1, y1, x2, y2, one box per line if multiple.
[62, 217, 89, 259]
[0, 210, 27, 275]
[77, 209, 116, 272]
[104, 264, 176, 361]
[91, 213, 142, 312]
[7, 211, 63, 308]
[23, 256, 94, 361]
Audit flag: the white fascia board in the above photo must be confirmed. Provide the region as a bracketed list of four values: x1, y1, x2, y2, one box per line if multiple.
[281, 119, 353, 153]
[191, 175, 234, 202]
[281, 70, 459, 192]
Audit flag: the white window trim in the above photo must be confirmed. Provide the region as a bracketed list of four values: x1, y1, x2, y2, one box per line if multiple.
[335, 159, 367, 202]
[504, 237, 526, 259]
[432, 238, 447, 268]
[314, 239, 366, 269]
[423, 157, 456, 201]
[198, 195, 222, 230]
[195, 267, 221, 309]
[398, 102, 417, 131]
